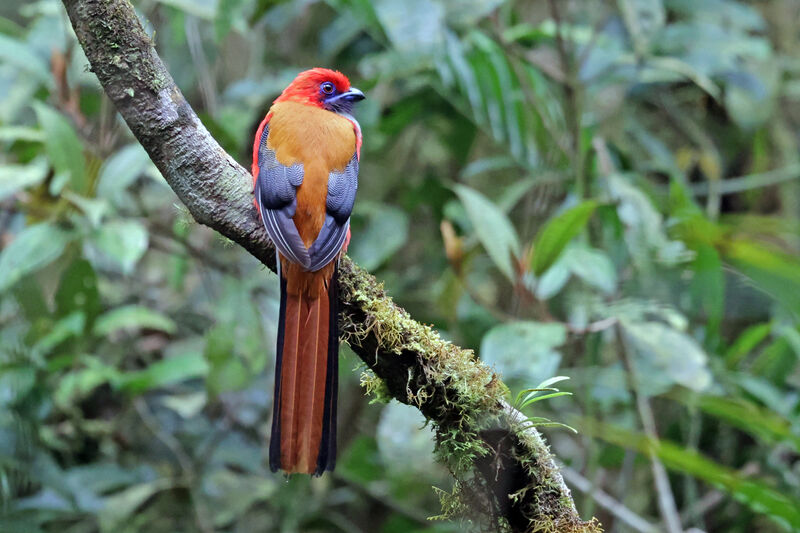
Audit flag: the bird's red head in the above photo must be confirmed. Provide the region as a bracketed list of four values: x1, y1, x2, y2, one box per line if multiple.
[274, 68, 365, 114]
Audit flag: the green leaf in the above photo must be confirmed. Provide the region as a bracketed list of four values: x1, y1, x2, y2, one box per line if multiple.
[118, 352, 208, 394]
[12, 276, 48, 323]
[724, 63, 779, 130]
[561, 244, 617, 294]
[350, 203, 409, 271]
[376, 402, 436, 474]
[722, 239, 800, 315]
[453, 184, 521, 281]
[63, 191, 109, 227]
[441, 0, 503, 27]
[725, 322, 772, 368]
[204, 324, 250, 395]
[373, 0, 444, 55]
[437, 31, 565, 169]
[621, 320, 712, 392]
[533, 257, 571, 299]
[34, 312, 86, 355]
[535, 375, 571, 390]
[0, 34, 50, 84]
[586, 420, 800, 531]
[618, 0, 665, 55]
[519, 391, 572, 408]
[522, 419, 577, 433]
[0, 160, 47, 201]
[480, 321, 566, 384]
[689, 394, 800, 453]
[515, 376, 572, 407]
[204, 469, 276, 527]
[99, 480, 172, 531]
[690, 244, 724, 347]
[56, 259, 101, 323]
[0, 222, 73, 293]
[0, 365, 36, 407]
[530, 200, 597, 276]
[161, 392, 207, 419]
[32, 102, 87, 194]
[96, 144, 152, 204]
[0, 125, 45, 142]
[156, 0, 217, 19]
[54, 357, 120, 409]
[86, 220, 149, 275]
[93, 305, 177, 337]
[641, 56, 722, 101]
[608, 174, 692, 266]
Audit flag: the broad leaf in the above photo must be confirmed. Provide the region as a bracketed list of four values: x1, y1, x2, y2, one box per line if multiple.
[683, 393, 800, 453]
[376, 402, 436, 474]
[608, 174, 692, 266]
[118, 352, 208, 394]
[0, 160, 47, 201]
[373, 0, 444, 55]
[0, 34, 50, 84]
[622, 320, 712, 392]
[0, 222, 73, 293]
[531, 200, 597, 276]
[85, 220, 149, 275]
[480, 321, 566, 384]
[722, 238, 800, 315]
[96, 144, 152, 204]
[205, 324, 250, 395]
[99, 480, 173, 531]
[350, 203, 409, 271]
[586, 419, 800, 531]
[453, 184, 521, 281]
[93, 305, 177, 337]
[156, 0, 217, 19]
[619, 0, 665, 54]
[563, 244, 617, 295]
[725, 322, 772, 368]
[32, 102, 87, 194]
[441, 0, 504, 27]
[54, 357, 120, 409]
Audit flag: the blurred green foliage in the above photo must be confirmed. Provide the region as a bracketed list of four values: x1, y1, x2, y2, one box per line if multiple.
[1, 0, 800, 531]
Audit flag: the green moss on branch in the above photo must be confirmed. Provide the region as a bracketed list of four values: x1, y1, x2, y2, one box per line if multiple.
[339, 259, 600, 531]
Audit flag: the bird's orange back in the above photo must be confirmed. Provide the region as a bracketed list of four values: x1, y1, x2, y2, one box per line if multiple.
[266, 101, 357, 296]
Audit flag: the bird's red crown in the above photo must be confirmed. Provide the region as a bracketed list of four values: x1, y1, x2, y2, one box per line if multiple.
[275, 68, 352, 108]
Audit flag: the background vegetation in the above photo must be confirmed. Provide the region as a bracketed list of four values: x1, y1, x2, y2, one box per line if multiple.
[1, 0, 800, 531]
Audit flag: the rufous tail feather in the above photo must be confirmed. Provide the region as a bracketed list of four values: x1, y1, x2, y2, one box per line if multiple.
[269, 267, 338, 475]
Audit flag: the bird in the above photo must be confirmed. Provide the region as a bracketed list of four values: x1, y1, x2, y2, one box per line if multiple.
[251, 68, 364, 475]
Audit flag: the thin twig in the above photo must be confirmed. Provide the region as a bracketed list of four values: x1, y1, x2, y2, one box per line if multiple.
[689, 163, 800, 196]
[679, 462, 759, 526]
[616, 325, 684, 533]
[561, 466, 660, 533]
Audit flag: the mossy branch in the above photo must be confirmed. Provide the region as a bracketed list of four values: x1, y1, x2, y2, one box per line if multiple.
[61, 1, 600, 531]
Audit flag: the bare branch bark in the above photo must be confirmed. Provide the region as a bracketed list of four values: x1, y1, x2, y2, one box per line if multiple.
[61, 1, 600, 531]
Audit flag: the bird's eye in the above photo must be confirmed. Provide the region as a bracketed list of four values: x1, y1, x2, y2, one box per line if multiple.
[321, 82, 335, 95]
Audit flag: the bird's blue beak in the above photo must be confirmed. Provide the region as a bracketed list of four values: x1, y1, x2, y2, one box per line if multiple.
[324, 87, 365, 113]
[341, 88, 365, 102]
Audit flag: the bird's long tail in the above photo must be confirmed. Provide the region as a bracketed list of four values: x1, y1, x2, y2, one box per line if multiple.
[269, 267, 338, 475]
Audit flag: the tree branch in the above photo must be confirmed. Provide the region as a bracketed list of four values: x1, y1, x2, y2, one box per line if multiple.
[61, 1, 600, 530]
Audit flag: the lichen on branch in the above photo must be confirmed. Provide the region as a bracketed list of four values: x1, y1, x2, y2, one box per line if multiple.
[60, 1, 600, 530]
